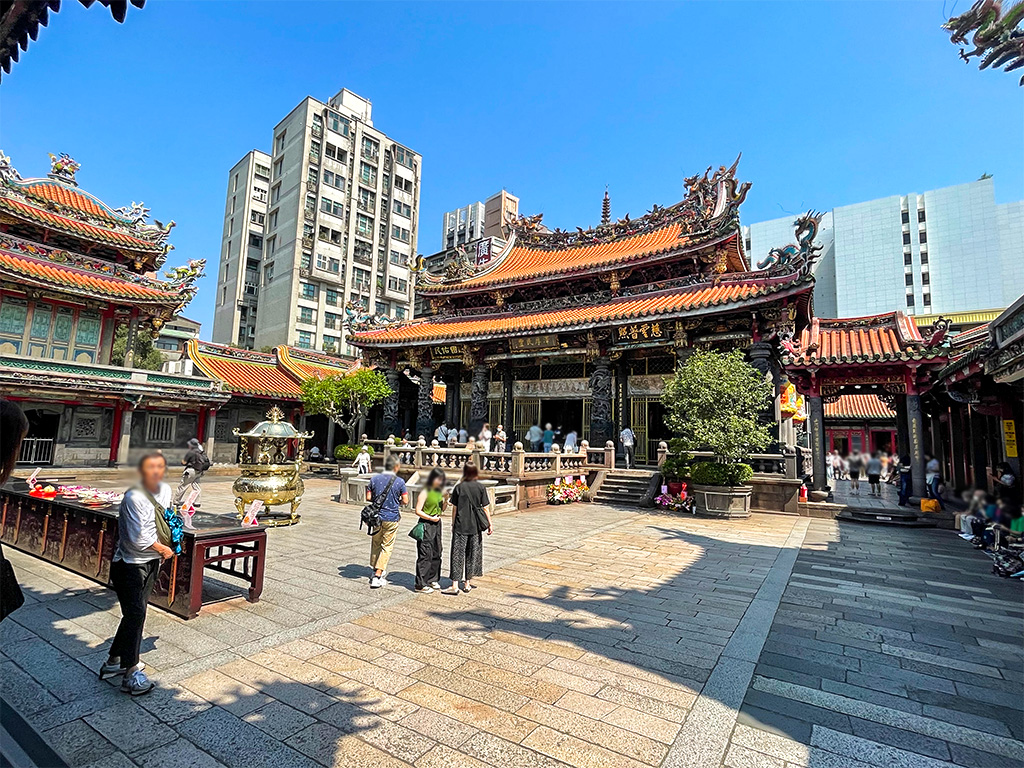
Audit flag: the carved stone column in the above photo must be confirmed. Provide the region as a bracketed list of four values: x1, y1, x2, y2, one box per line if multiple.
[807, 395, 827, 490]
[416, 365, 435, 439]
[122, 310, 140, 368]
[469, 363, 489, 437]
[746, 340, 780, 449]
[383, 367, 401, 438]
[588, 356, 614, 448]
[907, 393, 926, 498]
[502, 366, 514, 442]
[116, 405, 134, 466]
[443, 371, 459, 427]
[204, 408, 217, 457]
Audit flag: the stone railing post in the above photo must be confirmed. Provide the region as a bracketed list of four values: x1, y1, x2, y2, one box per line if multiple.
[579, 440, 590, 464]
[657, 441, 669, 467]
[511, 442, 525, 476]
[415, 437, 426, 469]
[471, 441, 483, 470]
[784, 450, 798, 479]
[551, 444, 561, 474]
[605, 440, 615, 468]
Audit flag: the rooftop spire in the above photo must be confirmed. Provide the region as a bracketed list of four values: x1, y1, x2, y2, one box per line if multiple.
[601, 186, 611, 225]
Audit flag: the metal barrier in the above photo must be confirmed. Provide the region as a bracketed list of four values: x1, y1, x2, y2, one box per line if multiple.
[17, 437, 54, 465]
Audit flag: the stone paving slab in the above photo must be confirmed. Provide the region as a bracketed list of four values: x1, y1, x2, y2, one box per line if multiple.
[2, 477, 1022, 768]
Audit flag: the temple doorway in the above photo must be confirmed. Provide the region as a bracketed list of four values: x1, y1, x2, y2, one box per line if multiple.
[19, 408, 59, 465]
[541, 399, 584, 443]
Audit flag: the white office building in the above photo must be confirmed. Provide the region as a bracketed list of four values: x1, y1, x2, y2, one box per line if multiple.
[213, 89, 421, 355]
[743, 177, 1023, 319]
[442, 190, 518, 250]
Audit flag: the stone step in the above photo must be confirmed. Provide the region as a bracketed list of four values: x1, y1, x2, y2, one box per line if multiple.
[838, 509, 937, 527]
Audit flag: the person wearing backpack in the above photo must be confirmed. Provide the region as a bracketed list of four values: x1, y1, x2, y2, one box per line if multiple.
[100, 452, 176, 695]
[174, 438, 211, 509]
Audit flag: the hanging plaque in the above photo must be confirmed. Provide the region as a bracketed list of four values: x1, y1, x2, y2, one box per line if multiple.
[613, 321, 668, 345]
[510, 334, 560, 353]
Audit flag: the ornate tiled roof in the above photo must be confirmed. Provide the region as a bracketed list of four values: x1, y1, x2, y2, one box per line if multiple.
[783, 312, 946, 366]
[352, 273, 803, 347]
[0, 233, 192, 310]
[824, 394, 896, 420]
[417, 158, 751, 295]
[432, 382, 446, 405]
[186, 341, 360, 399]
[187, 341, 302, 398]
[0, 151, 174, 268]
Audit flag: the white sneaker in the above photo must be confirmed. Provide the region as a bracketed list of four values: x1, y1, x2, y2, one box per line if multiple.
[99, 659, 124, 681]
[416, 586, 434, 594]
[429, 581, 441, 590]
[121, 666, 154, 696]
[370, 576, 386, 589]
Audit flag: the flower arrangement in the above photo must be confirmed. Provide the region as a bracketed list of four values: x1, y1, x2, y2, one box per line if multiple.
[655, 483, 695, 514]
[547, 477, 589, 504]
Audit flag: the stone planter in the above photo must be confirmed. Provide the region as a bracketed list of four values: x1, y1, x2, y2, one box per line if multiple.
[690, 483, 752, 519]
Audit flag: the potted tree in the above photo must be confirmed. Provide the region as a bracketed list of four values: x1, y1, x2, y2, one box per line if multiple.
[300, 369, 393, 459]
[661, 349, 772, 519]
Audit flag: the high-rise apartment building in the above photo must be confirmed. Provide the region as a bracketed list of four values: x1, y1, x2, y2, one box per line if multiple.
[213, 88, 421, 356]
[213, 150, 272, 347]
[442, 189, 518, 249]
[743, 177, 1023, 319]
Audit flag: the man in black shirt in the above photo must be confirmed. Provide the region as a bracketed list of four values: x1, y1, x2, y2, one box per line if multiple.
[173, 438, 210, 509]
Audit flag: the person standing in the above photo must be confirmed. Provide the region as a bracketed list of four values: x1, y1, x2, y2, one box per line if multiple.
[542, 423, 555, 453]
[526, 423, 543, 453]
[925, 453, 945, 510]
[445, 463, 492, 594]
[100, 452, 175, 695]
[457, 425, 469, 444]
[478, 422, 492, 452]
[494, 425, 507, 453]
[1, 400, 29, 624]
[173, 438, 210, 509]
[619, 425, 636, 469]
[563, 429, 578, 453]
[446, 427, 458, 447]
[413, 469, 446, 593]
[365, 456, 408, 588]
[897, 455, 912, 507]
[865, 451, 883, 497]
[436, 421, 449, 446]
[847, 449, 864, 495]
[353, 445, 372, 474]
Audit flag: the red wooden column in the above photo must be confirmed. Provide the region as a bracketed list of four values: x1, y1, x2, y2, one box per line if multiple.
[109, 400, 125, 467]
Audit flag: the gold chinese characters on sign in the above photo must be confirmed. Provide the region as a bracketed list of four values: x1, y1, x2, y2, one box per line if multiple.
[614, 321, 668, 344]
[509, 334, 560, 353]
[432, 344, 462, 361]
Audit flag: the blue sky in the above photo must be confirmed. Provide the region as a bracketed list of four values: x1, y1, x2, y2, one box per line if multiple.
[2, 1, 1020, 337]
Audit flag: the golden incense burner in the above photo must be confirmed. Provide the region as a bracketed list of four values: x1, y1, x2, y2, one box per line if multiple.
[232, 406, 312, 527]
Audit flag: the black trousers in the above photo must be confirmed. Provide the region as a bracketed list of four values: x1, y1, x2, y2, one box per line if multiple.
[415, 520, 442, 589]
[109, 559, 159, 669]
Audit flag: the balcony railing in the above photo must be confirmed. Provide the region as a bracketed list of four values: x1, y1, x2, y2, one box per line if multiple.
[301, 235, 314, 250]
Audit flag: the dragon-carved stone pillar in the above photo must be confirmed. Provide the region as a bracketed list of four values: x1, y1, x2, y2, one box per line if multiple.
[470, 364, 489, 437]
[588, 356, 614, 448]
[746, 340, 781, 450]
[416, 365, 435, 440]
[383, 367, 401, 438]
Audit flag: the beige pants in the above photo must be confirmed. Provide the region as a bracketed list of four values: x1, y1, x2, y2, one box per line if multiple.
[370, 520, 400, 572]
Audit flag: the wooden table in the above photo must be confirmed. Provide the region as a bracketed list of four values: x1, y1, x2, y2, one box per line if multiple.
[0, 479, 267, 619]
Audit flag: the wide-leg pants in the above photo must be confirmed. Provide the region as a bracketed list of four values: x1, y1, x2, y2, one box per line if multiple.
[450, 531, 483, 583]
[415, 520, 442, 589]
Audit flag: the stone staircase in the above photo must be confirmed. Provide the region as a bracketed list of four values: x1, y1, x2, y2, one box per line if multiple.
[836, 505, 939, 527]
[593, 469, 655, 506]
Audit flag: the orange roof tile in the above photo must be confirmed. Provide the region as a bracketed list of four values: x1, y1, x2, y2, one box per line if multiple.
[187, 341, 302, 398]
[824, 394, 896, 420]
[432, 382, 446, 405]
[277, 346, 360, 380]
[421, 227, 740, 294]
[784, 312, 945, 366]
[353, 276, 794, 346]
[22, 182, 118, 222]
[0, 197, 161, 252]
[0, 248, 179, 303]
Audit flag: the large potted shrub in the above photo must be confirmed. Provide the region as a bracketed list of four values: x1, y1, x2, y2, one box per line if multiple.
[661, 349, 772, 519]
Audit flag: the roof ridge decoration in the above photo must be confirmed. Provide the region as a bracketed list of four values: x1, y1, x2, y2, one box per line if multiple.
[0, 150, 176, 264]
[342, 300, 400, 331]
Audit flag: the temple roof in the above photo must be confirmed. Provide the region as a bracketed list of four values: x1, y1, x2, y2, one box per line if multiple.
[824, 394, 896, 420]
[352, 271, 807, 347]
[0, 233, 194, 311]
[186, 340, 359, 399]
[0, 151, 174, 269]
[416, 158, 751, 296]
[783, 312, 947, 367]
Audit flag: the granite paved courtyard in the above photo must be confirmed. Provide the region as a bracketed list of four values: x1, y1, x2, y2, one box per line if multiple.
[1, 476, 1022, 768]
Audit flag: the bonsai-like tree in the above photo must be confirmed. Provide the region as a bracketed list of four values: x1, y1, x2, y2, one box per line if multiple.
[662, 349, 773, 472]
[300, 369, 392, 446]
[110, 324, 164, 370]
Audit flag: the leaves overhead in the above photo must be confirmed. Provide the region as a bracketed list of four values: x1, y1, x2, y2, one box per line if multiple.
[661, 349, 773, 462]
[300, 368, 393, 443]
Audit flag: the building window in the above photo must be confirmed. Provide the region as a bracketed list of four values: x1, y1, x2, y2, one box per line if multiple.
[921, 272, 930, 285]
[359, 162, 377, 186]
[902, 232, 911, 245]
[250, 211, 265, 226]
[328, 111, 350, 136]
[264, 263, 275, 283]
[72, 414, 100, 440]
[301, 252, 311, 269]
[389, 250, 408, 267]
[918, 231, 927, 244]
[269, 210, 278, 229]
[353, 267, 371, 290]
[310, 139, 321, 161]
[387, 276, 408, 292]
[375, 301, 388, 315]
[391, 225, 410, 243]
[318, 226, 342, 245]
[905, 274, 914, 286]
[254, 163, 271, 180]
[323, 335, 339, 352]
[266, 235, 276, 253]
[353, 240, 372, 262]
[273, 158, 284, 179]
[357, 214, 374, 237]
[297, 331, 313, 349]
[394, 175, 413, 194]
[906, 293, 915, 307]
[358, 187, 376, 211]
[326, 288, 340, 306]
[316, 253, 329, 271]
[300, 281, 318, 300]
[923, 292, 932, 306]
[324, 312, 340, 329]
[271, 184, 281, 204]
[392, 200, 412, 218]
[252, 186, 268, 202]
[903, 253, 912, 266]
[920, 252, 929, 265]
[918, 209, 926, 223]
[146, 414, 176, 444]
[298, 306, 317, 324]
[394, 146, 414, 168]
[395, 306, 406, 320]
[324, 170, 345, 191]
[275, 132, 286, 153]
[248, 233, 263, 249]
[329, 257, 340, 273]
[901, 210, 909, 224]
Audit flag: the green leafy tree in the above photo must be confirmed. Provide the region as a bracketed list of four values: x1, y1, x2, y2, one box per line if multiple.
[300, 368, 392, 444]
[661, 349, 773, 464]
[110, 325, 164, 370]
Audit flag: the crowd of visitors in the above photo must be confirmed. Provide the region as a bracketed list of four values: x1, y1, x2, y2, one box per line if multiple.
[955, 464, 1022, 578]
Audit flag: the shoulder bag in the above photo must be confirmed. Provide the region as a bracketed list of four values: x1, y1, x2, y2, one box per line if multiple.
[136, 486, 184, 555]
[361, 474, 397, 534]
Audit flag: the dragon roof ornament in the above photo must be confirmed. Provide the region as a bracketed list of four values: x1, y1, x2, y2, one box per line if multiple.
[505, 154, 751, 250]
[342, 300, 401, 332]
[944, 0, 1024, 85]
[756, 211, 824, 279]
